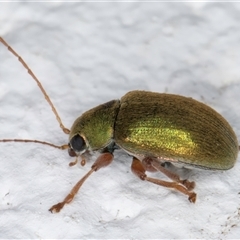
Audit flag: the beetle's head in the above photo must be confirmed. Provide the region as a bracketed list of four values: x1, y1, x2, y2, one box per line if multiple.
[67, 99, 120, 158]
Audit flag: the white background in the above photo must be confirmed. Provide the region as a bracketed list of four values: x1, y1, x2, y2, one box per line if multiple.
[0, 2, 240, 239]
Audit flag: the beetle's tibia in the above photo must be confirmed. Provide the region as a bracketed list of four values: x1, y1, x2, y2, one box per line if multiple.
[145, 158, 195, 191]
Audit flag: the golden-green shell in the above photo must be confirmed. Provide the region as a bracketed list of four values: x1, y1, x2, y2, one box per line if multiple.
[114, 91, 239, 170]
[70, 100, 120, 151]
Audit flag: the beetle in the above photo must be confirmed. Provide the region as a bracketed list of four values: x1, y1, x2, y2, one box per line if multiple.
[0, 37, 239, 213]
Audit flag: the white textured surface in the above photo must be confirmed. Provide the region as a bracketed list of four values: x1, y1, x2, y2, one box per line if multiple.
[1, 2, 240, 239]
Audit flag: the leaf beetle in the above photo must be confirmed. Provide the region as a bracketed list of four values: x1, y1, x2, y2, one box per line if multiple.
[0, 37, 239, 213]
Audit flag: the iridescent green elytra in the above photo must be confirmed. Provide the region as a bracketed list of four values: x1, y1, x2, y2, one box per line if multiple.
[69, 90, 239, 170]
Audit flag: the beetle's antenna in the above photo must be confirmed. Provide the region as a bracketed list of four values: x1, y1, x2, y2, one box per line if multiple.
[0, 139, 69, 150]
[0, 37, 70, 134]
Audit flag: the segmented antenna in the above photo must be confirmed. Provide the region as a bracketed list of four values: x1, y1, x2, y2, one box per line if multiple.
[0, 139, 69, 150]
[0, 37, 70, 134]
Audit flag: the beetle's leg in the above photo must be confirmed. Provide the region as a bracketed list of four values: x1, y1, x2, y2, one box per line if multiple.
[49, 152, 113, 213]
[131, 157, 196, 203]
[142, 158, 195, 191]
[69, 157, 78, 167]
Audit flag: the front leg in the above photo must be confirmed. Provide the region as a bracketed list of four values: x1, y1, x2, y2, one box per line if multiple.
[49, 152, 114, 213]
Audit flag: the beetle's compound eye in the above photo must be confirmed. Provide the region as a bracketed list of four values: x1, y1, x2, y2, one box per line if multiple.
[69, 134, 86, 153]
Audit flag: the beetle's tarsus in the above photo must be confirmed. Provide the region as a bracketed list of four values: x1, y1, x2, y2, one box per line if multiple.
[188, 192, 197, 203]
[49, 202, 65, 213]
[182, 179, 195, 191]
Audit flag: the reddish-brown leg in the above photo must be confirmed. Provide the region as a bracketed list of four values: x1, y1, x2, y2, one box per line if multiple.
[142, 158, 195, 191]
[131, 157, 196, 203]
[69, 157, 78, 167]
[49, 152, 114, 213]
[69, 155, 87, 167]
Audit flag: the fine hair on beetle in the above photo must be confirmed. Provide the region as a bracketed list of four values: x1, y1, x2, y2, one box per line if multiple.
[0, 37, 239, 213]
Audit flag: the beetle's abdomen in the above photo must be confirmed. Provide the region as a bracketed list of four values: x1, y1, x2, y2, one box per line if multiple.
[114, 91, 239, 170]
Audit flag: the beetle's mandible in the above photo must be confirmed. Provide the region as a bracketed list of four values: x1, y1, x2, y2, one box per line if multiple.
[0, 37, 239, 213]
